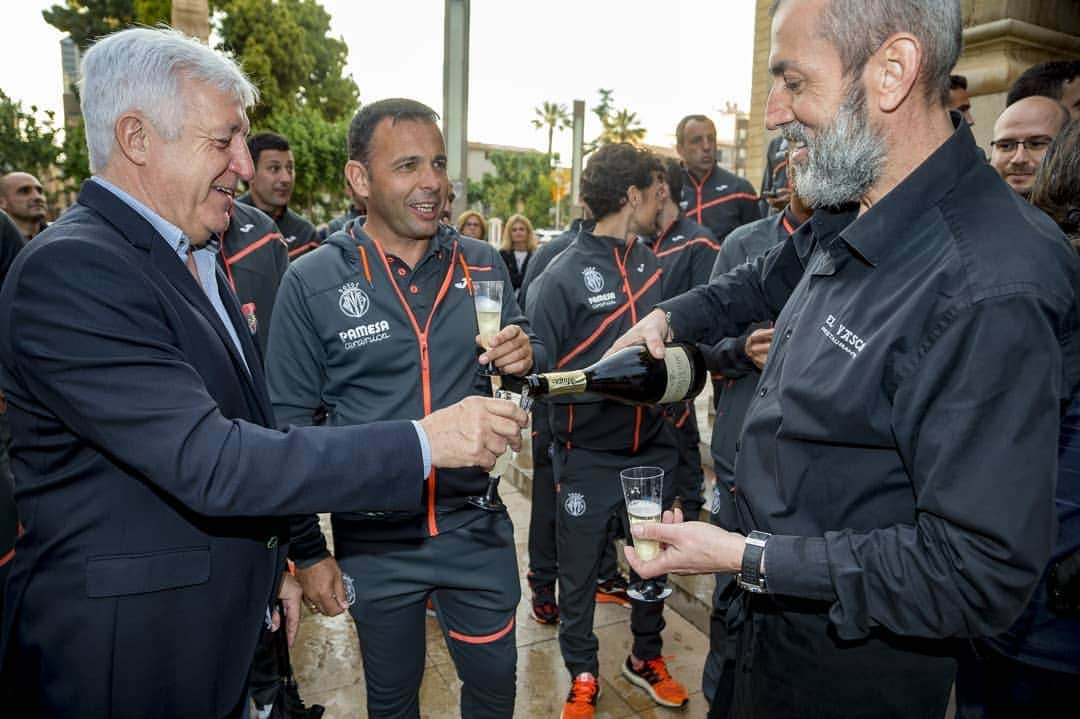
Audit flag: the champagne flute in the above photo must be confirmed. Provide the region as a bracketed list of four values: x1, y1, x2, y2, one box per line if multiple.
[470, 280, 510, 510]
[620, 466, 672, 602]
[473, 280, 503, 378]
[468, 389, 531, 511]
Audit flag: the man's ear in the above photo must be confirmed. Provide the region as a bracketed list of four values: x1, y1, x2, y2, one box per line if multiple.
[114, 113, 151, 166]
[345, 160, 370, 201]
[867, 32, 921, 113]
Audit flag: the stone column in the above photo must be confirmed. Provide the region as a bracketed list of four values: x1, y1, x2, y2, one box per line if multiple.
[171, 0, 210, 43]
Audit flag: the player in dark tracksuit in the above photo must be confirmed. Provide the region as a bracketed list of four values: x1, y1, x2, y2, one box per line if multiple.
[267, 221, 540, 718]
[674, 114, 761, 242]
[644, 158, 720, 520]
[218, 201, 289, 357]
[698, 154, 811, 716]
[518, 216, 627, 623]
[237, 191, 319, 261]
[526, 144, 688, 717]
[265, 99, 544, 719]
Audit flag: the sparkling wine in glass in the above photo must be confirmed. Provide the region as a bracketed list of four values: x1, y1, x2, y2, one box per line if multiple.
[472, 280, 503, 377]
[620, 466, 672, 602]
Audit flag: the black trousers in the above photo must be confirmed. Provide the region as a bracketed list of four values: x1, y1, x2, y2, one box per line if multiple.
[527, 412, 558, 591]
[664, 401, 706, 517]
[729, 596, 955, 719]
[954, 639, 1079, 718]
[552, 429, 678, 677]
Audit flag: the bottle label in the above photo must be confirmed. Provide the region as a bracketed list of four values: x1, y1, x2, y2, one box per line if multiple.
[659, 346, 694, 404]
[543, 370, 588, 396]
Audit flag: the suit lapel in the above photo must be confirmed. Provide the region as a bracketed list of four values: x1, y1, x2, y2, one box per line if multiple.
[78, 181, 271, 421]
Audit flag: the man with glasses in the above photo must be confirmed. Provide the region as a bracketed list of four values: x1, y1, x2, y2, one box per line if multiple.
[990, 95, 1070, 197]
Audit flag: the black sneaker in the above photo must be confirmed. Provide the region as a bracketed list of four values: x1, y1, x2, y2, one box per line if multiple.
[595, 575, 631, 608]
[530, 584, 559, 625]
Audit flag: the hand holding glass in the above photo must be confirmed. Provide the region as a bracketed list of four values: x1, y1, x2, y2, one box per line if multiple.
[620, 466, 672, 602]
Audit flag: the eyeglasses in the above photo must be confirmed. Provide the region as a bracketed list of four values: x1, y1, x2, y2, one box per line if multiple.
[989, 136, 1054, 154]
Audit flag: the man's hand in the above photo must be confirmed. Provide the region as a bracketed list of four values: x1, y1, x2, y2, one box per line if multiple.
[744, 327, 774, 370]
[623, 508, 745, 578]
[765, 187, 791, 212]
[605, 308, 669, 359]
[477, 324, 533, 376]
[272, 572, 304, 647]
[295, 556, 350, 617]
[419, 395, 528, 470]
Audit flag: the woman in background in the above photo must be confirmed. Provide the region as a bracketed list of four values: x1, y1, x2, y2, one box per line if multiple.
[456, 210, 488, 242]
[499, 213, 537, 292]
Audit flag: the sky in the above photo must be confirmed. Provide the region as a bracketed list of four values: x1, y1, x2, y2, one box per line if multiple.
[1, 0, 757, 161]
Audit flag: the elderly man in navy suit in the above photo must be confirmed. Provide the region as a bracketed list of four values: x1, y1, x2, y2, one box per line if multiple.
[0, 27, 527, 718]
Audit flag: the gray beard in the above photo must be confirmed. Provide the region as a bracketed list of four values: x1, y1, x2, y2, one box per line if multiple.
[784, 83, 885, 208]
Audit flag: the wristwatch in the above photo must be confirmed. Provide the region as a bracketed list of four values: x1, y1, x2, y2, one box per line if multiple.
[737, 530, 771, 593]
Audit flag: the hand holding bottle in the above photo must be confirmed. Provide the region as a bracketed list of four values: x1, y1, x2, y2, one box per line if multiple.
[605, 308, 671, 360]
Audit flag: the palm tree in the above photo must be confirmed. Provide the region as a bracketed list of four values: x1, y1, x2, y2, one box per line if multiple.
[603, 109, 646, 145]
[532, 101, 571, 169]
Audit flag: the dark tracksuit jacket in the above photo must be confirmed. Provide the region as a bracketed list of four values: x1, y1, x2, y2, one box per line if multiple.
[759, 136, 790, 216]
[266, 223, 543, 559]
[646, 214, 720, 512]
[320, 206, 364, 242]
[236, 193, 319, 261]
[518, 218, 592, 590]
[218, 201, 289, 358]
[699, 206, 799, 709]
[525, 229, 676, 675]
[680, 164, 761, 241]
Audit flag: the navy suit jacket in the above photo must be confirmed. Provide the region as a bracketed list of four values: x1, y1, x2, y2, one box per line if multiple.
[0, 181, 425, 717]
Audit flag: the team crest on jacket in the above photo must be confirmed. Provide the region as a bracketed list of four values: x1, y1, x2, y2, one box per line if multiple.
[582, 267, 604, 293]
[339, 282, 370, 319]
[564, 491, 587, 517]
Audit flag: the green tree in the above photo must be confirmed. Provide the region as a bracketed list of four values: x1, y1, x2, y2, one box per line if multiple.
[42, 0, 170, 49]
[531, 101, 570, 170]
[587, 89, 645, 150]
[212, 0, 358, 125]
[256, 107, 349, 223]
[603, 109, 646, 145]
[0, 90, 61, 178]
[467, 150, 554, 229]
[58, 119, 91, 193]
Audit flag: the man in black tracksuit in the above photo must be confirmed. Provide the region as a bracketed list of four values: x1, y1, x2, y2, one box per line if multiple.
[644, 158, 720, 520]
[237, 132, 320, 260]
[526, 143, 688, 717]
[519, 214, 631, 624]
[675, 114, 761, 241]
[219, 201, 289, 357]
[698, 159, 811, 717]
[758, 135, 791, 216]
[266, 99, 541, 719]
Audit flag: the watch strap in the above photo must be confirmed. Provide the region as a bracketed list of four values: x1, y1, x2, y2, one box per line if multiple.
[737, 530, 771, 593]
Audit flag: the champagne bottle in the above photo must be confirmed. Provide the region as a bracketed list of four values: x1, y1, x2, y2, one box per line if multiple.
[522, 342, 706, 406]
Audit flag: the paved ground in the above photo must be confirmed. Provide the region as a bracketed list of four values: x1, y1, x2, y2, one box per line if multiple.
[289, 481, 712, 718]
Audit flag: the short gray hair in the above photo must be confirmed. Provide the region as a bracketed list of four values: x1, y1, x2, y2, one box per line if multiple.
[771, 0, 961, 105]
[79, 26, 259, 173]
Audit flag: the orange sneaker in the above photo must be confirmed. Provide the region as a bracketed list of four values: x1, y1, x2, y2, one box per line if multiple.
[560, 673, 600, 719]
[621, 655, 689, 708]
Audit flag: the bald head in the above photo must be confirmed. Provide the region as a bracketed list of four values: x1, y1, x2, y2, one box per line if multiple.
[0, 172, 47, 238]
[990, 96, 1070, 196]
